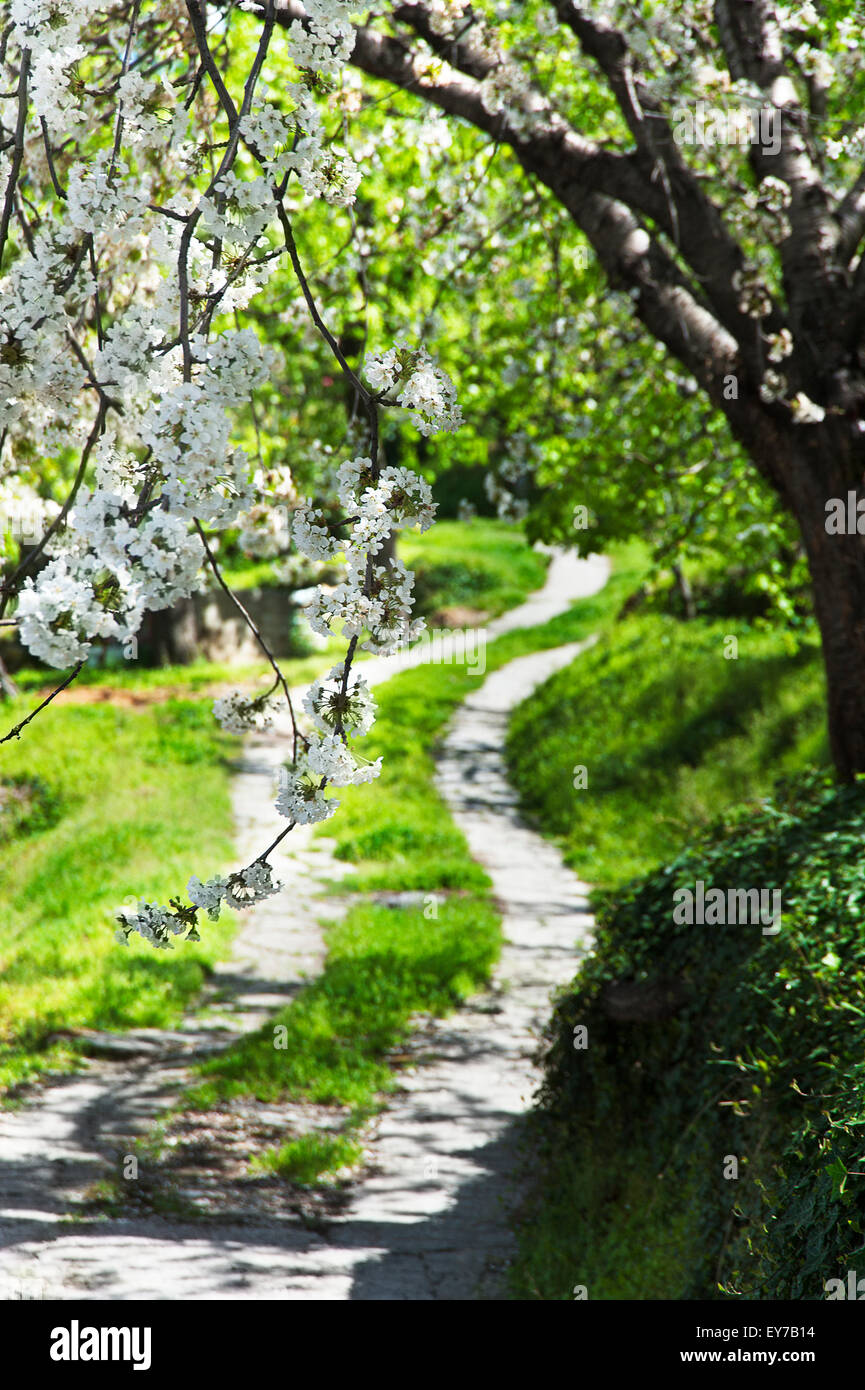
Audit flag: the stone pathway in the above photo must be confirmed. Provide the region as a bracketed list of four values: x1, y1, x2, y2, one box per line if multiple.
[0, 549, 608, 1300]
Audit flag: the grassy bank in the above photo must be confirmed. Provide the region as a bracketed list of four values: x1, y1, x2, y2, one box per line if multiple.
[510, 772, 865, 1300]
[507, 609, 828, 888]
[0, 698, 239, 1096]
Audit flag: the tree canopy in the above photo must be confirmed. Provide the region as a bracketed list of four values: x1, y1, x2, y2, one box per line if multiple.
[3, 0, 865, 937]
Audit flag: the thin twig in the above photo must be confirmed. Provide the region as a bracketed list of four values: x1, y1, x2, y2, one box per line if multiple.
[40, 116, 67, 200]
[0, 661, 84, 745]
[193, 517, 301, 761]
[253, 821, 296, 865]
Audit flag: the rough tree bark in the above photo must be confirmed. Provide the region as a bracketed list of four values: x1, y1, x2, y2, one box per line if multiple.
[782, 425, 865, 782]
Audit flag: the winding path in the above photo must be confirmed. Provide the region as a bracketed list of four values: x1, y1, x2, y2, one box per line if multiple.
[0, 549, 608, 1300]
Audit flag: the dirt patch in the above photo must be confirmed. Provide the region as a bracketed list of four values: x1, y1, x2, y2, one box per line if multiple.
[428, 605, 491, 629]
[22, 681, 243, 709]
[89, 1098, 359, 1229]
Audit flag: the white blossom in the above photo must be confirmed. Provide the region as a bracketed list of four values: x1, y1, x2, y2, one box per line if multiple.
[790, 392, 826, 423]
[275, 765, 339, 824]
[303, 663, 377, 737]
[213, 691, 275, 735]
[306, 732, 382, 785]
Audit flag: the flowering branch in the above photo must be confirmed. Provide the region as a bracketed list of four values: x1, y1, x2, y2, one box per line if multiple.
[0, 0, 465, 947]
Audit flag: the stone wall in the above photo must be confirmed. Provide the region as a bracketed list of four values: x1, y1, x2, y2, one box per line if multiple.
[141, 585, 304, 665]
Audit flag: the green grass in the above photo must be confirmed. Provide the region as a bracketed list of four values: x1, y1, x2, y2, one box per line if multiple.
[0, 697, 240, 1096]
[510, 1131, 704, 1300]
[507, 604, 828, 888]
[250, 1132, 364, 1184]
[190, 895, 501, 1113]
[400, 517, 549, 621]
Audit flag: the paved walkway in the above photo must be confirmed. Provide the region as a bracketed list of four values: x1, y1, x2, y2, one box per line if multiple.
[0, 549, 608, 1300]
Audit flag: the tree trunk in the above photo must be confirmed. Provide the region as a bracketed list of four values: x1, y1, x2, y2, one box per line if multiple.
[778, 424, 865, 782]
[672, 561, 697, 620]
[142, 599, 199, 667]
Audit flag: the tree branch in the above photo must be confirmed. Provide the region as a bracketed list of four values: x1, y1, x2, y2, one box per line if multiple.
[0, 661, 84, 746]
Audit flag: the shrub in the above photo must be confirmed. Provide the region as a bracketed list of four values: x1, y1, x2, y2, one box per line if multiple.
[523, 771, 865, 1300]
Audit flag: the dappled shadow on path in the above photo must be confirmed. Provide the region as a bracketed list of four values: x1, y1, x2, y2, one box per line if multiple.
[0, 1054, 533, 1300]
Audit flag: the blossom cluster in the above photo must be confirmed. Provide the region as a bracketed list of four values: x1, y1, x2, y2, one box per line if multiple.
[272, 451, 435, 826]
[116, 862, 282, 948]
[364, 343, 463, 435]
[283, 0, 356, 78]
[16, 490, 206, 667]
[213, 690, 276, 736]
